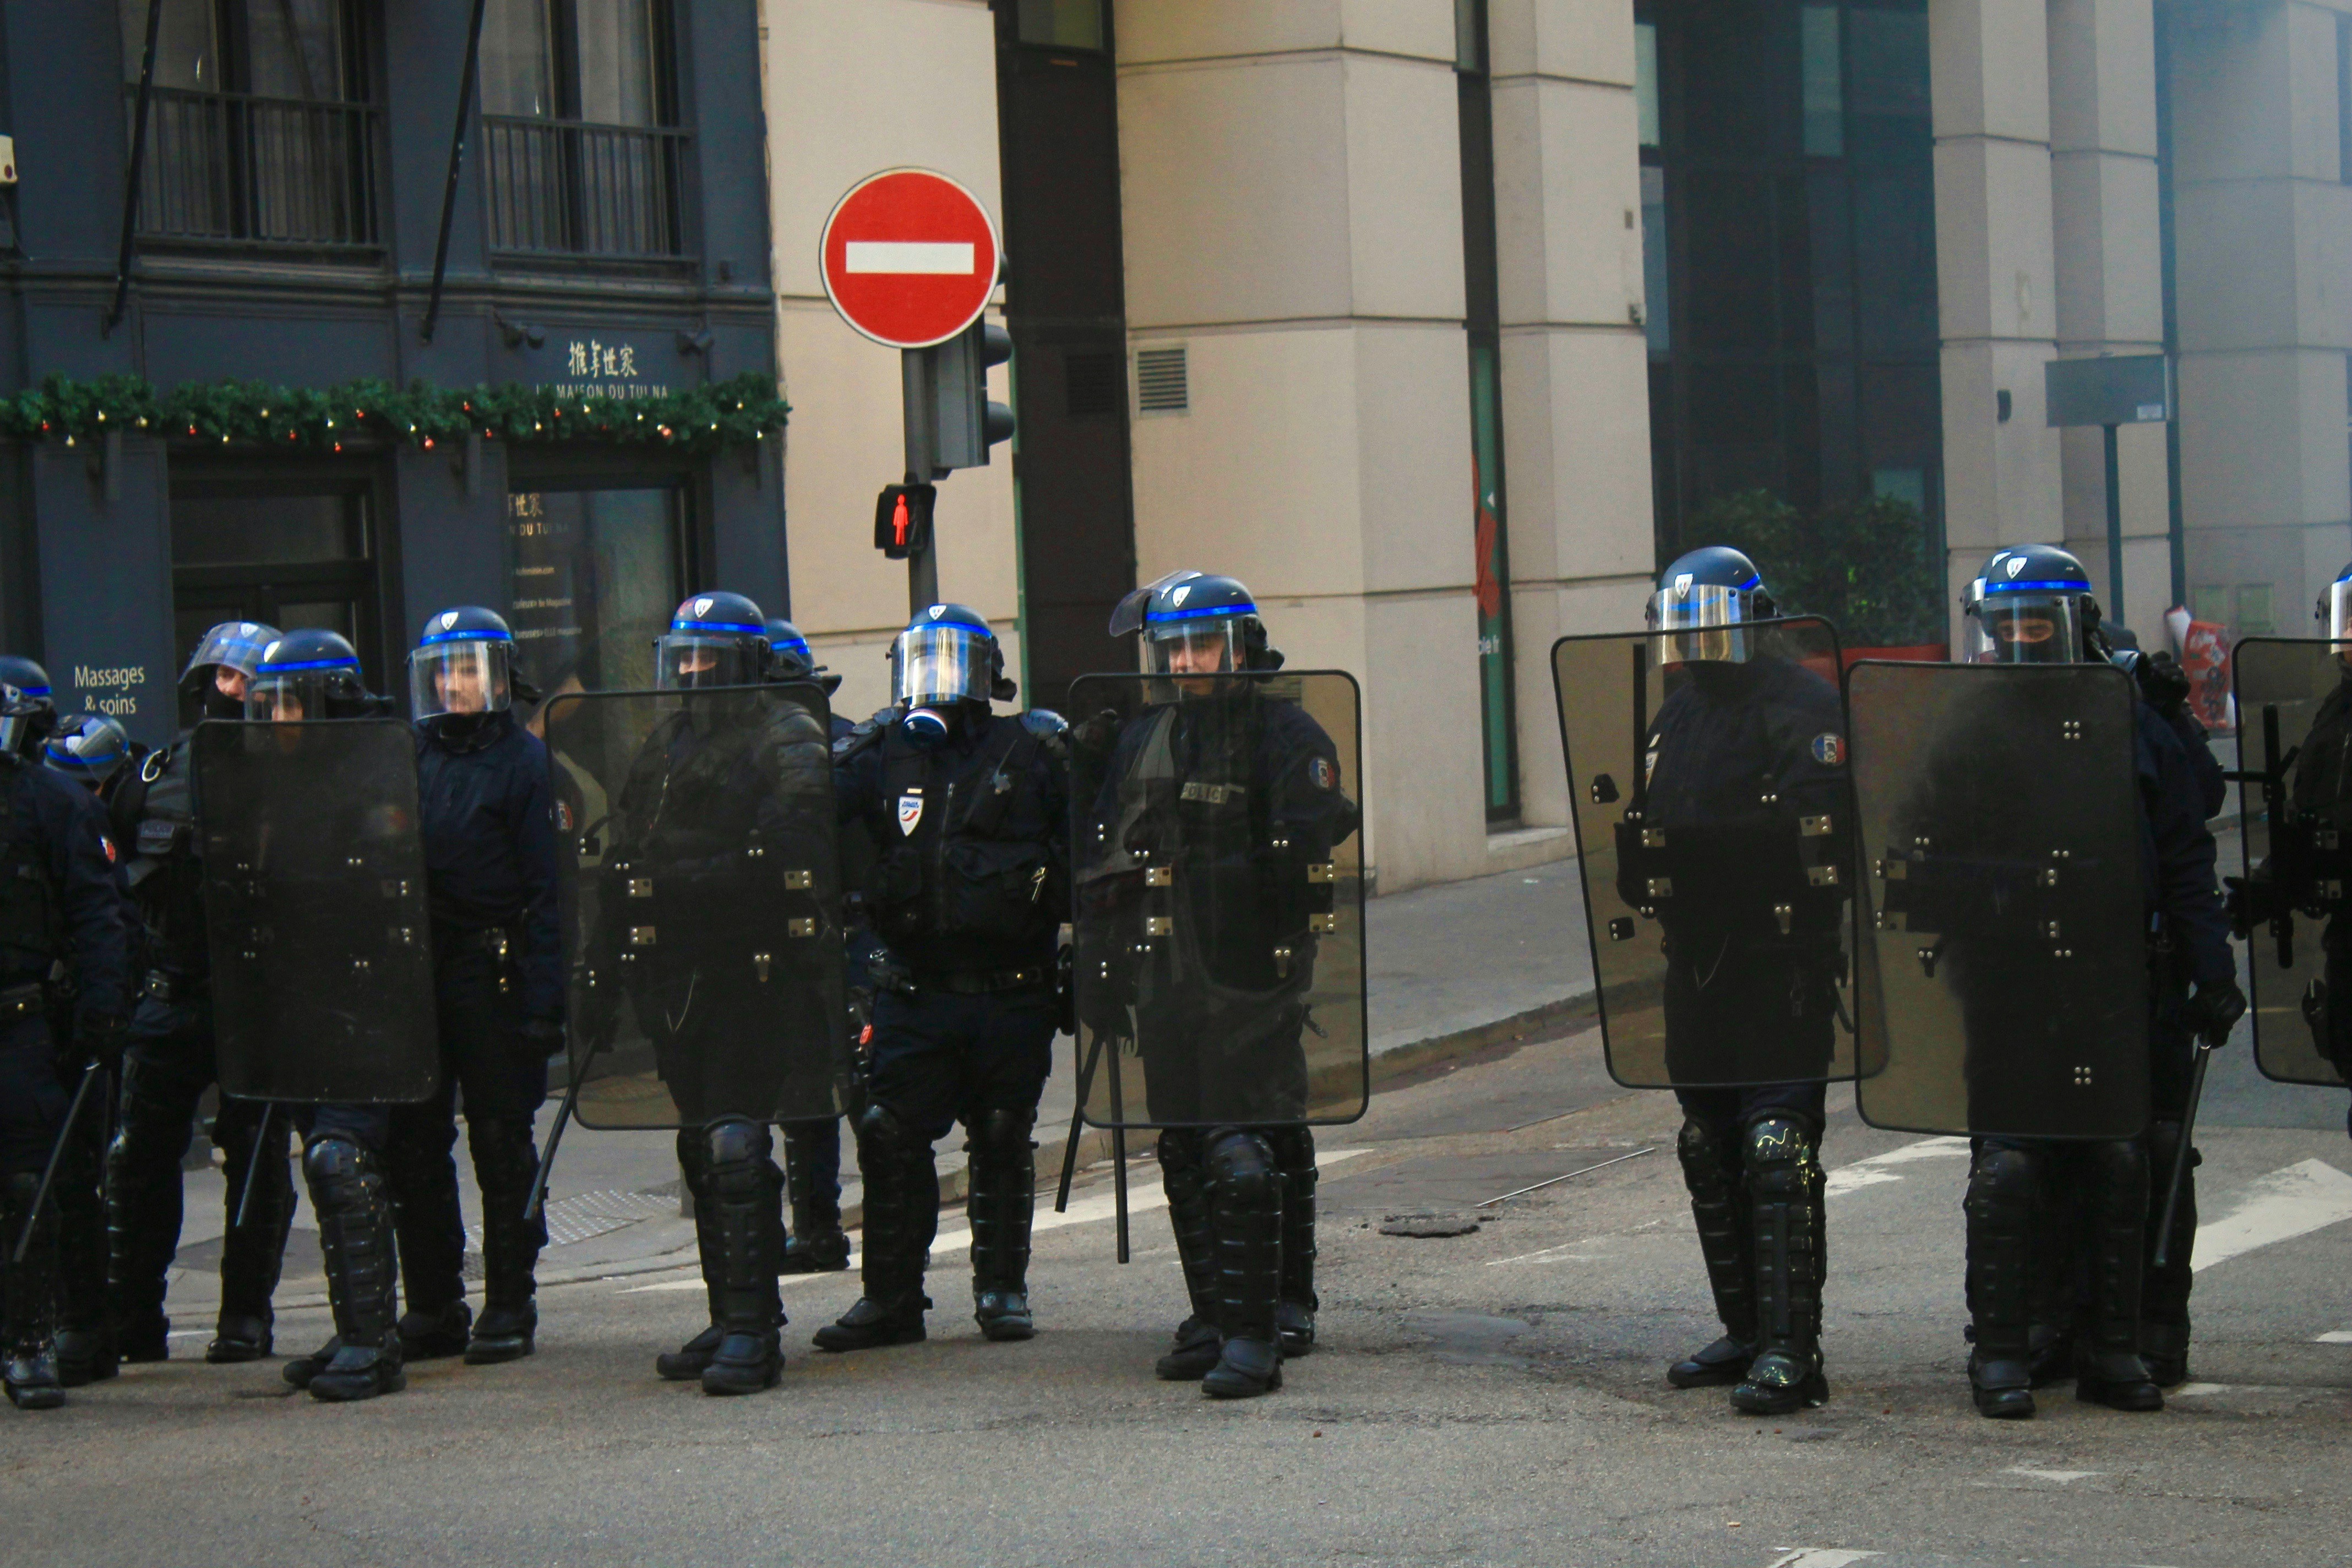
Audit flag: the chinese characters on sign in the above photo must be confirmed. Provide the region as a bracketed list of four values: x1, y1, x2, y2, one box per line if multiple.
[548, 337, 671, 401]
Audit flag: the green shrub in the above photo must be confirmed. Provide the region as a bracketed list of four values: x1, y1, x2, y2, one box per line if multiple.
[1686, 488, 1945, 647]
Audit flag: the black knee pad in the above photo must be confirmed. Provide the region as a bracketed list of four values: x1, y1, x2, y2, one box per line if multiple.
[303, 1135, 365, 1186]
[968, 1107, 1035, 1157]
[1157, 1128, 1206, 1177]
[1967, 1144, 2040, 1210]
[1678, 1114, 1735, 1173]
[856, 1101, 930, 1157]
[1202, 1129, 1279, 1201]
[704, 1117, 772, 1172]
[1741, 1117, 1821, 1201]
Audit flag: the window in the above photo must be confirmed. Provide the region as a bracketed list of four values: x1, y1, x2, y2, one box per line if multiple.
[480, 0, 687, 258]
[1636, 22, 1661, 148]
[122, 0, 378, 248]
[170, 472, 384, 704]
[505, 486, 687, 696]
[1017, 0, 1103, 51]
[2339, 14, 2351, 184]
[1801, 6, 1842, 156]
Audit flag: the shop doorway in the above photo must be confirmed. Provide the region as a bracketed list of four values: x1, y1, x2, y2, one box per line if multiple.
[503, 480, 690, 699]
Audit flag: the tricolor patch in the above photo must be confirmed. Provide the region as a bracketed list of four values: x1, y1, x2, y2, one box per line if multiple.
[1811, 732, 1845, 766]
[1308, 756, 1337, 791]
[897, 790, 925, 836]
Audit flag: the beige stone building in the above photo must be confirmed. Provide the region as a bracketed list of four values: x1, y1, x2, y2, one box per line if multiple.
[759, 0, 2352, 896]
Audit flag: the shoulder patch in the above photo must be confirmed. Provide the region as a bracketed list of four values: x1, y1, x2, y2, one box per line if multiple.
[1308, 756, 1337, 791]
[1811, 732, 1845, 766]
[101, 835, 118, 864]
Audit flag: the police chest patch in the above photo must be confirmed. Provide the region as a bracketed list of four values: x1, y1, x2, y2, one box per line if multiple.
[1811, 732, 1846, 766]
[1307, 756, 1337, 792]
[100, 836, 117, 864]
[897, 790, 924, 835]
[1180, 781, 1243, 806]
[554, 799, 574, 834]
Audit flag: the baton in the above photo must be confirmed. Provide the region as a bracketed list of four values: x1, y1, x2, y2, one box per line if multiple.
[14, 1062, 102, 1264]
[2152, 1042, 2214, 1271]
[234, 1102, 277, 1231]
[1104, 1023, 1130, 1265]
[524, 1070, 586, 1223]
[1054, 1027, 1110, 1213]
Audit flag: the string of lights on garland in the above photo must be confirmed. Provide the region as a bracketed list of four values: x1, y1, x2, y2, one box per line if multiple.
[0, 370, 788, 455]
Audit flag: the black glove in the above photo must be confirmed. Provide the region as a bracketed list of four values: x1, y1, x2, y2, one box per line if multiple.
[520, 1017, 565, 1055]
[2183, 977, 2248, 1047]
[2225, 863, 2278, 938]
[865, 942, 916, 996]
[77, 1011, 131, 1073]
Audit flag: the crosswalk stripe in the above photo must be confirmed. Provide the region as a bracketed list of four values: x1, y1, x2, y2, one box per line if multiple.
[2192, 1158, 2352, 1273]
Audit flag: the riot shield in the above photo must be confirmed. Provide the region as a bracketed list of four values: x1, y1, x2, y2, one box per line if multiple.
[1066, 671, 1368, 1128]
[1847, 661, 2149, 1139]
[544, 681, 852, 1130]
[1551, 617, 1869, 1090]
[2231, 638, 2349, 1087]
[194, 718, 439, 1104]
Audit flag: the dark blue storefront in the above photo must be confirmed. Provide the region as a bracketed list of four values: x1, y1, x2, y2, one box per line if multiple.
[0, 0, 782, 742]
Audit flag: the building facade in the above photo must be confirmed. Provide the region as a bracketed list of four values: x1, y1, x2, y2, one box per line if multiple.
[0, 0, 781, 740]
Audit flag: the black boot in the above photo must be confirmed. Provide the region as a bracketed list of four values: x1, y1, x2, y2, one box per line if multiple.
[105, 1057, 194, 1364]
[1731, 1118, 1829, 1414]
[209, 1096, 292, 1364]
[1668, 1116, 1756, 1389]
[2139, 1120, 2197, 1387]
[301, 1137, 406, 1403]
[2075, 1140, 2163, 1412]
[656, 1129, 723, 1380]
[53, 1098, 115, 1386]
[1964, 1143, 2039, 1419]
[966, 1108, 1036, 1342]
[384, 1111, 470, 1360]
[1266, 1126, 1319, 1358]
[699, 1119, 785, 1396]
[465, 1118, 545, 1365]
[1200, 1130, 1284, 1400]
[3, 1173, 64, 1411]
[780, 1120, 850, 1273]
[814, 1104, 934, 1352]
[1154, 1130, 1222, 1381]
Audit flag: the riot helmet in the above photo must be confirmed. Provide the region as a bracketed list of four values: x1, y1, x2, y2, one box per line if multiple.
[2319, 562, 2352, 648]
[409, 606, 514, 723]
[0, 684, 43, 760]
[0, 657, 56, 757]
[891, 603, 1013, 745]
[655, 591, 767, 689]
[43, 713, 131, 790]
[249, 629, 372, 720]
[1647, 547, 1776, 665]
[764, 617, 841, 696]
[181, 620, 282, 721]
[1108, 570, 1283, 675]
[1966, 544, 2097, 665]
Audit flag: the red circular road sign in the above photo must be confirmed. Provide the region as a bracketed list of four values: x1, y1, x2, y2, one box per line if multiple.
[819, 168, 1001, 350]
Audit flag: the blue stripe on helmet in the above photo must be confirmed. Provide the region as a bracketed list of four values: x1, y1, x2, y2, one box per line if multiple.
[258, 656, 361, 673]
[12, 684, 49, 697]
[420, 627, 513, 646]
[770, 635, 812, 657]
[1981, 578, 2088, 594]
[670, 619, 765, 635]
[1144, 602, 1256, 624]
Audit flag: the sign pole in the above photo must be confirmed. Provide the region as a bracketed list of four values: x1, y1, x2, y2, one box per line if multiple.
[902, 349, 940, 612]
[2104, 422, 2124, 630]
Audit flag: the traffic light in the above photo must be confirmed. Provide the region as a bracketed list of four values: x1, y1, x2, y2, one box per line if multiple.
[874, 482, 935, 560]
[930, 319, 1015, 471]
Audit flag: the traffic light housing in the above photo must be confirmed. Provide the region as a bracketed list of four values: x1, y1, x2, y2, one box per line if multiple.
[930, 319, 1015, 471]
[874, 482, 936, 560]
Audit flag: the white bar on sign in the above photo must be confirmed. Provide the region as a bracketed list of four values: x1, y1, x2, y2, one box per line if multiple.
[843, 241, 974, 275]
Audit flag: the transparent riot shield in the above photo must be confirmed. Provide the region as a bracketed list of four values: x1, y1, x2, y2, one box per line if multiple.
[2231, 638, 2350, 1087]
[543, 681, 852, 1130]
[1848, 661, 2150, 1139]
[194, 718, 439, 1104]
[1551, 617, 1868, 1089]
[1066, 671, 1368, 1128]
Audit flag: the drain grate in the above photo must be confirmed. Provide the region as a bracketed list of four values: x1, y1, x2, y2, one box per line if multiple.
[462, 1189, 676, 1278]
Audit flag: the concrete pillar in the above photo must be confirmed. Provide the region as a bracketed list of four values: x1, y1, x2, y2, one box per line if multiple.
[1931, 0, 2062, 633]
[2047, 0, 2171, 631]
[1114, 2, 1483, 893]
[759, 0, 1017, 721]
[1487, 0, 1654, 835]
[2169, 0, 2352, 640]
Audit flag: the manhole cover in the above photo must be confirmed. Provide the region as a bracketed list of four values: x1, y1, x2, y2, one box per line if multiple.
[1379, 1212, 1484, 1238]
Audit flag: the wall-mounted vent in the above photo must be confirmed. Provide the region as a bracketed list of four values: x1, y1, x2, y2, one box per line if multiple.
[1135, 345, 1188, 414]
[1065, 351, 1123, 418]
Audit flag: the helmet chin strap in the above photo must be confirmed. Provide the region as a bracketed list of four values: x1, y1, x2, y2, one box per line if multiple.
[202, 683, 244, 721]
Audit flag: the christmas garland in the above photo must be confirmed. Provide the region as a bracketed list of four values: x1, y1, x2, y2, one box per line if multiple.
[0, 369, 788, 455]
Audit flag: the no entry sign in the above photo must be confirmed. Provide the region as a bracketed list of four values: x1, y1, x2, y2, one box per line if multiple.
[819, 168, 1001, 350]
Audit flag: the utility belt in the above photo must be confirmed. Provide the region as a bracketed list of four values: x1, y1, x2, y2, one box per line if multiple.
[901, 965, 1051, 997]
[0, 981, 45, 1025]
[141, 967, 208, 1005]
[437, 919, 524, 990]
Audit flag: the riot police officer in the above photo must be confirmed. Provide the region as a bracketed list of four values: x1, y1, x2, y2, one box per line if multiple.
[0, 658, 58, 760]
[0, 680, 135, 1409]
[1956, 546, 2240, 1418]
[104, 622, 296, 1367]
[764, 617, 854, 1275]
[1623, 548, 1847, 1417]
[380, 608, 561, 1366]
[1085, 573, 1353, 1398]
[248, 631, 414, 1402]
[39, 713, 138, 1388]
[818, 605, 1068, 1352]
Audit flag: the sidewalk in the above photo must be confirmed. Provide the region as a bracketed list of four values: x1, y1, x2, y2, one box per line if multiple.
[162, 857, 1595, 1322]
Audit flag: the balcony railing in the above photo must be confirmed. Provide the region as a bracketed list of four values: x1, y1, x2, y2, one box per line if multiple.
[483, 116, 690, 260]
[132, 86, 380, 249]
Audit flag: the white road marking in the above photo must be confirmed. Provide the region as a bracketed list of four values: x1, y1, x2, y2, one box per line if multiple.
[2192, 1158, 2352, 1273]
[2316, 1330, 2352, 1343]
[2002, 1464, 2101, 1483]
[843, 241, 973, 275]
[620, 1148, 1368, 1294]
[1768, 1551, 1882, 1567]
[1822, 1135, 1970, 1197]
[1484, 1238, 1610, 1267]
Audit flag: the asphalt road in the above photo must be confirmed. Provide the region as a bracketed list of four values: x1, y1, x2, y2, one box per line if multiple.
[14, 1022, 2352, 1568]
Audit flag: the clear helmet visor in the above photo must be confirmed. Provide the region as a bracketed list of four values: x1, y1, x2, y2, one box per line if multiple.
[0, 712, 21, 756]
[1647, 582, 1751, 665]
[409, 639, 512, 719]
[891, 625, 992, 707]
[182, 621, 279, 683]
[2327, 580, 2352, 646]
[656, 634, 760, 690]
[1973, 594, 2082, 665]
[247, 672, 326, 721]
[1142, 619, 1244, 678]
